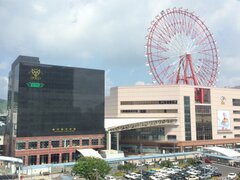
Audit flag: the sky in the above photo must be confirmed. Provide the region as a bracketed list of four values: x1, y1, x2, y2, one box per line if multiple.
[0, 0, 240, 99]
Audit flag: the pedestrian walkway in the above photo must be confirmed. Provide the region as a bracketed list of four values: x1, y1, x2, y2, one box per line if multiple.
[18, 173, 85, 180]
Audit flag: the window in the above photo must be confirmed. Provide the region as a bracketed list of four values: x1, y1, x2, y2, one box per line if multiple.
[51, 154, 59, 164]
[62, 153, 70, 163]
[235, 134, 240, 138]
[28, 155, 37, 165]
[40, 155, 48, 164]
[101, 138, 105, 145]
[40, 141, 49, 148]
[167, 135, 177, 141]
[28, 141, 37, 149]
[82, 139, 89, 146]
[195, 104, 212, 141]
[195, 105, 211, 114]
[72, 152, 77, 162]
[51, 140, 59, 148]
[234, 126, 240, 130]
[121, 127, 165, 141]
[72, 139, 80, 146]
[184, 147, 193, 152]
[16, 142, 25, 150]
[234, 118, 240, 122]
[233, 111, 240, 114]
[121, 109, 178, 114]
[184, 96, 192, 141]
[91, 139, 99, 145]
[62, 139, 70, 147]
[233, 99, 240, 106]
[195, 88, 210, 104]
[120, 100, 177, 105]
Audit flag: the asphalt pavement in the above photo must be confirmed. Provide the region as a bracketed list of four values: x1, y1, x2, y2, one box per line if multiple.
[212, 162, 240, 177]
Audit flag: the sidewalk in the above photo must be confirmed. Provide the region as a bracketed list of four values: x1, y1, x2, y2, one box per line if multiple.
[19, 173, 60, 180]
[19, 173, 85, 180]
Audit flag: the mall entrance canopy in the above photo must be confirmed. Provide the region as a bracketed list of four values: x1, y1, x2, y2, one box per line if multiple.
[105, 118, 178, 150]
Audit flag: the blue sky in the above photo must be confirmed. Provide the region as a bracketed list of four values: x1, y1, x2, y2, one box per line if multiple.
[0, 0, 240, 99]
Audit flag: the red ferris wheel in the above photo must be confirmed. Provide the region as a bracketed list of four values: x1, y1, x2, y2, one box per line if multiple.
[145, 8, 219, 86]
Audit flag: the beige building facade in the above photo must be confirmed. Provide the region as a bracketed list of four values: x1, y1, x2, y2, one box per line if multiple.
[105, 85, 240, 153]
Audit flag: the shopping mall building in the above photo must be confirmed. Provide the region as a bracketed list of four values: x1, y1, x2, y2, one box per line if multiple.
[105, 85, 240, 154]
[5, 56, 105, 165]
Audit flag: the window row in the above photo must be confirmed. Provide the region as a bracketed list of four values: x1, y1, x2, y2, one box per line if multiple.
[233, 110, 240, 114]
[120, 100, 177, 105]
[233, 99, 240, 106]
[16, 138, 103, 150]
[235, 134, 240, 138]
[18, 152, 78, 165]
[121, 109, 178, 114]
[234, 118, 240, 122]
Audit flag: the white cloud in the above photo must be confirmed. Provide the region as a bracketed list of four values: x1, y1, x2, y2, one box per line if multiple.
[217, 56, 240, 87]
[0, 76, 8, 100]
[32, 3, 47, 14]
[135, 81, 145, 85]
[0, 63, 7, 70]
[0, 0, 240, 94]
[135, 81, 152, 86]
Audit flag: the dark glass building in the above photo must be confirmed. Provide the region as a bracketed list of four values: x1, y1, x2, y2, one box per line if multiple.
[5, 55, 105, 165]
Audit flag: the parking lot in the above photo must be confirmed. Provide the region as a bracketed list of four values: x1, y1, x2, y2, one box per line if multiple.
[108, 159, 240, 180]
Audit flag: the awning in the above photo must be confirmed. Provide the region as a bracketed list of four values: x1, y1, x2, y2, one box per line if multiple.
[204, 147, 240, 157]
[76, 149, 103, 159]
[0, 156, 23, 163]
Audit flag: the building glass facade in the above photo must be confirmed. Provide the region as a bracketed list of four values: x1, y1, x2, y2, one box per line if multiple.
[184, 96, 192, 141]
[195, 105, 212, 140]
[5, 56, 105, 164]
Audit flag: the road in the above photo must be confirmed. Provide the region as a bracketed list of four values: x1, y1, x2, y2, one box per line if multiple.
[212, 162, 240, 177]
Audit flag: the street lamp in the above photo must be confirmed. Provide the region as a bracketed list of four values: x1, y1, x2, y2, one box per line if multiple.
[93, 169, 99, 180]
[138, 143, 143, 180]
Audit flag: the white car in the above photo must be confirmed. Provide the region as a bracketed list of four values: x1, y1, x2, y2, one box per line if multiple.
[124, 173, 132, 179]
[135, 162, 144, 167]
[227, 173, 237, 179]
[145, 161, 155, 166]
[186, 175, 199, 180]
[149, 175, 158, 180]
[105, 175, 116, 180]
[187, 170, 199, 175]
[128, 172, 139, 179]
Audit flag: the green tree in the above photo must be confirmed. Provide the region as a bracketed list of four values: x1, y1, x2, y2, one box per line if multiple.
[117, 163, 136, 173]
[237, 172, 240, 180]
[72, 156, 111, 180]
[187, 158, 200, 166]
[160, 160, 173, 168]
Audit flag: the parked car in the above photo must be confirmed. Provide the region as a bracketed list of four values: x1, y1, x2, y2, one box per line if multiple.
[105, 175, 117, 180]
[124, 173, 132, 179]
[227, 173, 237, 179]
[145, 161, 155, 166]
[127, 172, 140, 179]
[185, 175, 199, 180]
[136, 162, 144, 167]
[198, 173, 211, 180]
[211, 171, 222, 177]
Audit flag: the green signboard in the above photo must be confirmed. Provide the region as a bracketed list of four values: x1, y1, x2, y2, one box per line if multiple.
[26, 82, 45, 88]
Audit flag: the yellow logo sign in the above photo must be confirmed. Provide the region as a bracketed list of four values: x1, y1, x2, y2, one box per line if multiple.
[31, 68, 41, 81]
[220, 96, 226, 105]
